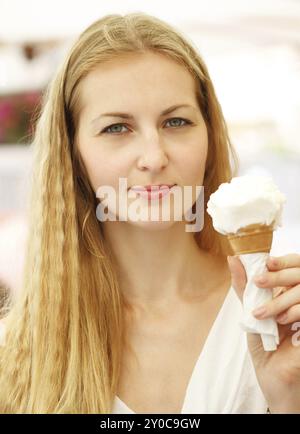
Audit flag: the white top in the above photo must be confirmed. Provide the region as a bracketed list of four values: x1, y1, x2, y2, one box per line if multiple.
[112, 287, 268, 414]
[0, 287, 268, 414]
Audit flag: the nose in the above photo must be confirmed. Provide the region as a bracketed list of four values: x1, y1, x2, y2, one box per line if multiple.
[136, 132, 169, 172]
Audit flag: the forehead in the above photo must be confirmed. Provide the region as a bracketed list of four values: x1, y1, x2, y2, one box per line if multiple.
[78, 51, 199, 115]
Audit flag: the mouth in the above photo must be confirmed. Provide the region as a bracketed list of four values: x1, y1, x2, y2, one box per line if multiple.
[129, 184, 177, 200]
[129, 184, 176, 191]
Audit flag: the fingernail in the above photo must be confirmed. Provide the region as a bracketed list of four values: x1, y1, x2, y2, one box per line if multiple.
[269, 256, 279, 266]
[254, 275, 267, 284]
[277, 312, 288, 323]
[252, 306, 267, 318]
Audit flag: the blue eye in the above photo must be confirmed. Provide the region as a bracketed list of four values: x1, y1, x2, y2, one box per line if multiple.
[165, 117, 191, 128]
[100, 117, 192, 135]
[102, 124, 128, 134]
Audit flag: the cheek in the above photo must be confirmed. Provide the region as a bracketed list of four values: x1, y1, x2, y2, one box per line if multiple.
[78, 144, 130, 192]
[174, 138, 208, 186]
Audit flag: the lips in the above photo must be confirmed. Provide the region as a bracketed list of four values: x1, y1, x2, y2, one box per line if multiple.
[130, 184, 175, 191]
[129, 184, 176, 201]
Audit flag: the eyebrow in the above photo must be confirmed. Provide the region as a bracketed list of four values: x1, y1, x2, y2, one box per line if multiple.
[90, 104, 197, 125]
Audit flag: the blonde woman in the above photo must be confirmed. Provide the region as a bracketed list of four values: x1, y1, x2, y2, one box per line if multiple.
[0, 13, 300, 414]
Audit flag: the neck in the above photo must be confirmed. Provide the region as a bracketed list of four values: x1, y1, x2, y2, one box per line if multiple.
[102, 220, 229, 309]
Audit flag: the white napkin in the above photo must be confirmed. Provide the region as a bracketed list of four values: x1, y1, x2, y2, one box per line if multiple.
[238, 253, 279, 351]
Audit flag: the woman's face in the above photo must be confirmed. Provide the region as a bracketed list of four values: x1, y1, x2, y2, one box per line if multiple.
[76, 51, 208, 230]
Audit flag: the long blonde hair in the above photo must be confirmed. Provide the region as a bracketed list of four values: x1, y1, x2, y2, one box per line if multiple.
[0, 13, 238, 413]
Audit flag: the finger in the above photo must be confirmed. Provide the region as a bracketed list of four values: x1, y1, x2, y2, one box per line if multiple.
[227, 255, 247, 302]
[273, 286, 285, 297]
[252, 283, 300, 319]
[267, 253, 300, 271]
[273, 285, 293, 298]
[276, 304, 300, 325]
[254, 267, 300, 288]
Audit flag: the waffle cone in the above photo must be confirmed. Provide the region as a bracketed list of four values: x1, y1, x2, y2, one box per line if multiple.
[227, 223, 274, 255]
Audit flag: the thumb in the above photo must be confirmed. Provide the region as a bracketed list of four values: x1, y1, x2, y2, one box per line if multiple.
[227, 255, 247, 302]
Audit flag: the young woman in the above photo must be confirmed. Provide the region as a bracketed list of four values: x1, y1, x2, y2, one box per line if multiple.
[0, 13, 299, 414]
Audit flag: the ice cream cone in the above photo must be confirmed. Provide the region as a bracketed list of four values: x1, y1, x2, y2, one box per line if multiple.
[227, 223, 274, 255]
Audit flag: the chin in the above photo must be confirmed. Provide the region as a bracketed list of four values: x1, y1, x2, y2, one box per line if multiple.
[126, 218, 178, 232]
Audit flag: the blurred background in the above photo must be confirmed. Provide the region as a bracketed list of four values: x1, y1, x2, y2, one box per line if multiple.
[0, 0, 299, 299]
